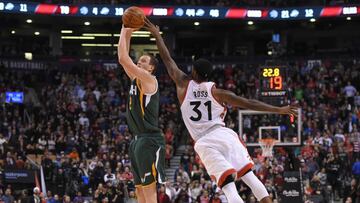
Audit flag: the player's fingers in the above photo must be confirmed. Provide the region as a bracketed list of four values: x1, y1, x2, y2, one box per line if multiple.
[291, 110, 298, 117]
[144, 17, 151, 24]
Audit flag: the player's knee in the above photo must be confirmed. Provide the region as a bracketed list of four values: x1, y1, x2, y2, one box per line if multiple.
[141, 183, 157, 203]
[220, 174, 235, 188]
[135, 187, 146, 203]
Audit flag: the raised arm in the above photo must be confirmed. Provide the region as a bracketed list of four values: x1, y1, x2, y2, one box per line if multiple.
[212, 87, 298, 116]
[117, 26, 135, 80]
[144, 18, 188, 88]
[117, 26, 156, 94]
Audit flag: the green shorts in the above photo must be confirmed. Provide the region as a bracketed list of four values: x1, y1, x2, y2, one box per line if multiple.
[129, 133, 166, 186]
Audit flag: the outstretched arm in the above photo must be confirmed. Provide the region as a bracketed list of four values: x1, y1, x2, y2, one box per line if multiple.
[144, 18, 188, 88]
[117, 26, 156, 94]
[117, 26, 135, 80]
[212, 87, 298, 116]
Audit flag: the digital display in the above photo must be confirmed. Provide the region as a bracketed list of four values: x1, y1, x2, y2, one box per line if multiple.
[260, 67, 286, 97]
[0, 1, 359, 19]
[5, 92, 24, 103]
[272, 34, 280, 43]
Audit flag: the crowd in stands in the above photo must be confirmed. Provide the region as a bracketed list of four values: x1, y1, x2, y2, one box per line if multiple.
[0, 57, 360, 203]
[0, 62, 180, 202]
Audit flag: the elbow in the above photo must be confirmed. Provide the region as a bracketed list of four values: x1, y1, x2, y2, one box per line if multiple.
[118, 57, 123, 65]
[118, 54, 127, 65]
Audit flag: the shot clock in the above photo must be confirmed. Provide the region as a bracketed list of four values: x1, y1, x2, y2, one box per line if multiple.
[259, 66, 287, 105]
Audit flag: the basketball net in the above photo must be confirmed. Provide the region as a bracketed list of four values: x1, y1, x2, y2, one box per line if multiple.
[259, 138, 278, 158]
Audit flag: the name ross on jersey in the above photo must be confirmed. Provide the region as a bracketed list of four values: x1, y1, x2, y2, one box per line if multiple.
[193, 90, 208, 98]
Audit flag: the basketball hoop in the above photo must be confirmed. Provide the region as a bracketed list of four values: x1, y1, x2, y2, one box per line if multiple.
[259, 138, 278, 158]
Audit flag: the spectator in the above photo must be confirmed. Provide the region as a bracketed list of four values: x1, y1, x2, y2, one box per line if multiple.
[104, 168, 116, 184]
[125, 190, 137, 203]
[73, 191, 85, 203]
[353, 158, 360, 179]
[343, 82, 357, 106]
[158, 185, 170, 203]
[2, 189, 15, 203]
[18, 190, 29, 203]
[28, 187, 41, 203]
[45, 191, 56, 203]
[210, 192, 222, 203]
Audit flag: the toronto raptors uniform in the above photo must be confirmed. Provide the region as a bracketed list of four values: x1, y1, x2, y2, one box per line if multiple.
[181, 80, 254, 186]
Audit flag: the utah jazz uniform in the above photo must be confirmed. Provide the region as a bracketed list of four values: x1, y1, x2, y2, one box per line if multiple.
[127, 78, 166, 186]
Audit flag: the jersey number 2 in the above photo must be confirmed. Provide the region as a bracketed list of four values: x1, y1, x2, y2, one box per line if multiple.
[189, 101, 212, 121]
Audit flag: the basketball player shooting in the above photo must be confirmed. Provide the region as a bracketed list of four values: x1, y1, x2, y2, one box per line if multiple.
[144, 19, 298, 203]
[118, 25, 166, 203]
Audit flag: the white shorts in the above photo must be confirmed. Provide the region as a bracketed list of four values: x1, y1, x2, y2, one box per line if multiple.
[194, 127, 254, 186]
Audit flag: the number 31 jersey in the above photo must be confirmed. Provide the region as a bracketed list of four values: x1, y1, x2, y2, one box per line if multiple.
[180, 80, 227, 141]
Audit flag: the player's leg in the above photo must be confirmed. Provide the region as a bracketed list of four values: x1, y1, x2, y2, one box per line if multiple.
[135, 186, 147, 203]
[241, 171, 272, 203]
[141, 182, 157, 203]
[194, 137, 244, 203]
[223, 128, 271, 202]
[219, 174, 244, 203]
[129, 139, 147, 203]
[134, 136, 166, 203]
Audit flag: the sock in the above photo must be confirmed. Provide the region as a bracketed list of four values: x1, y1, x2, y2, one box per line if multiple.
[241, 171, 269, 201]
[221, 182, 244, 203]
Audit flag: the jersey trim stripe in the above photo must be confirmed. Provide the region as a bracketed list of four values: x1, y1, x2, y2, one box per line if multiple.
[218, 168, 236, 187]
[136, 79, 145, 116]
[236, 163, 254, 179]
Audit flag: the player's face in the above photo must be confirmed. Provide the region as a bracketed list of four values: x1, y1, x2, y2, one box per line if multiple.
[137, 55, 154, 73]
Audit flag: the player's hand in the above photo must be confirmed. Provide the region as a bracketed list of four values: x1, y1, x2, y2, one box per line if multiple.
[121, 24, 136, 34]
[144, 18, 160, 36]
[279, 105, 298, 117]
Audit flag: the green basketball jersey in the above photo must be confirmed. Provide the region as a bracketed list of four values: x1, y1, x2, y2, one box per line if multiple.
[126, 78, 161, 135]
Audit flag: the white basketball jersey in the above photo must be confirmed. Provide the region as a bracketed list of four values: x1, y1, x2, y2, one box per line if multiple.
[180, 80, 227, 141]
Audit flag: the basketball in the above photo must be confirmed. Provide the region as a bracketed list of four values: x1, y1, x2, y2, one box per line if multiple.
[122, 7, 145, 29]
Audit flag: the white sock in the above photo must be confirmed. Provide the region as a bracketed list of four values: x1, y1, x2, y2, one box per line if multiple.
[241, 171, 269, 201]
[221, 182, 244, 203]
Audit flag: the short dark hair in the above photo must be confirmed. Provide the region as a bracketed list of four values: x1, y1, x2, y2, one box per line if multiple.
[193, 58, 213, 80]
[145, 54, 158, 74]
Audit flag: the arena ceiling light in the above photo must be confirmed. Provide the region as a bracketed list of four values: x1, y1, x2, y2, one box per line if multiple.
[81, 43, 112, 47]
[346, 16, 351, 20]
[82, 33, 112, 37]
[11, 30, 15, 34]
[113, 33, 150, 37]
[61, 30, 73, 34]
[194, 22, 200, 26]
[34, 31, 40, 35]
[84, 21, 90, 26]
[25, 52, 33, 60]
[131, 34, 150, 37]
[150, 38, 156, 41]
[247, 21, 254, 25]
[26, 19, 32, 23]
[310, 18, 316, 22]
[61, 36, 95, 40]
[113, 31, 161, 37]
[134, 31, 151, 34]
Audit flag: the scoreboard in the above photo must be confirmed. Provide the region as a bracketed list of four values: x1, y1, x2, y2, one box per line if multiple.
[259, 66, 287, 106]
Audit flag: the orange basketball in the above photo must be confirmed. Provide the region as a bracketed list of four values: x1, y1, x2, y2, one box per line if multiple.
[122, 6, 145, 29]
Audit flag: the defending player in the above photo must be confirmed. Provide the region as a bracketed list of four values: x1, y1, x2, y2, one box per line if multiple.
[117, 25, 166, 203]
[144, 19, 298, 203]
